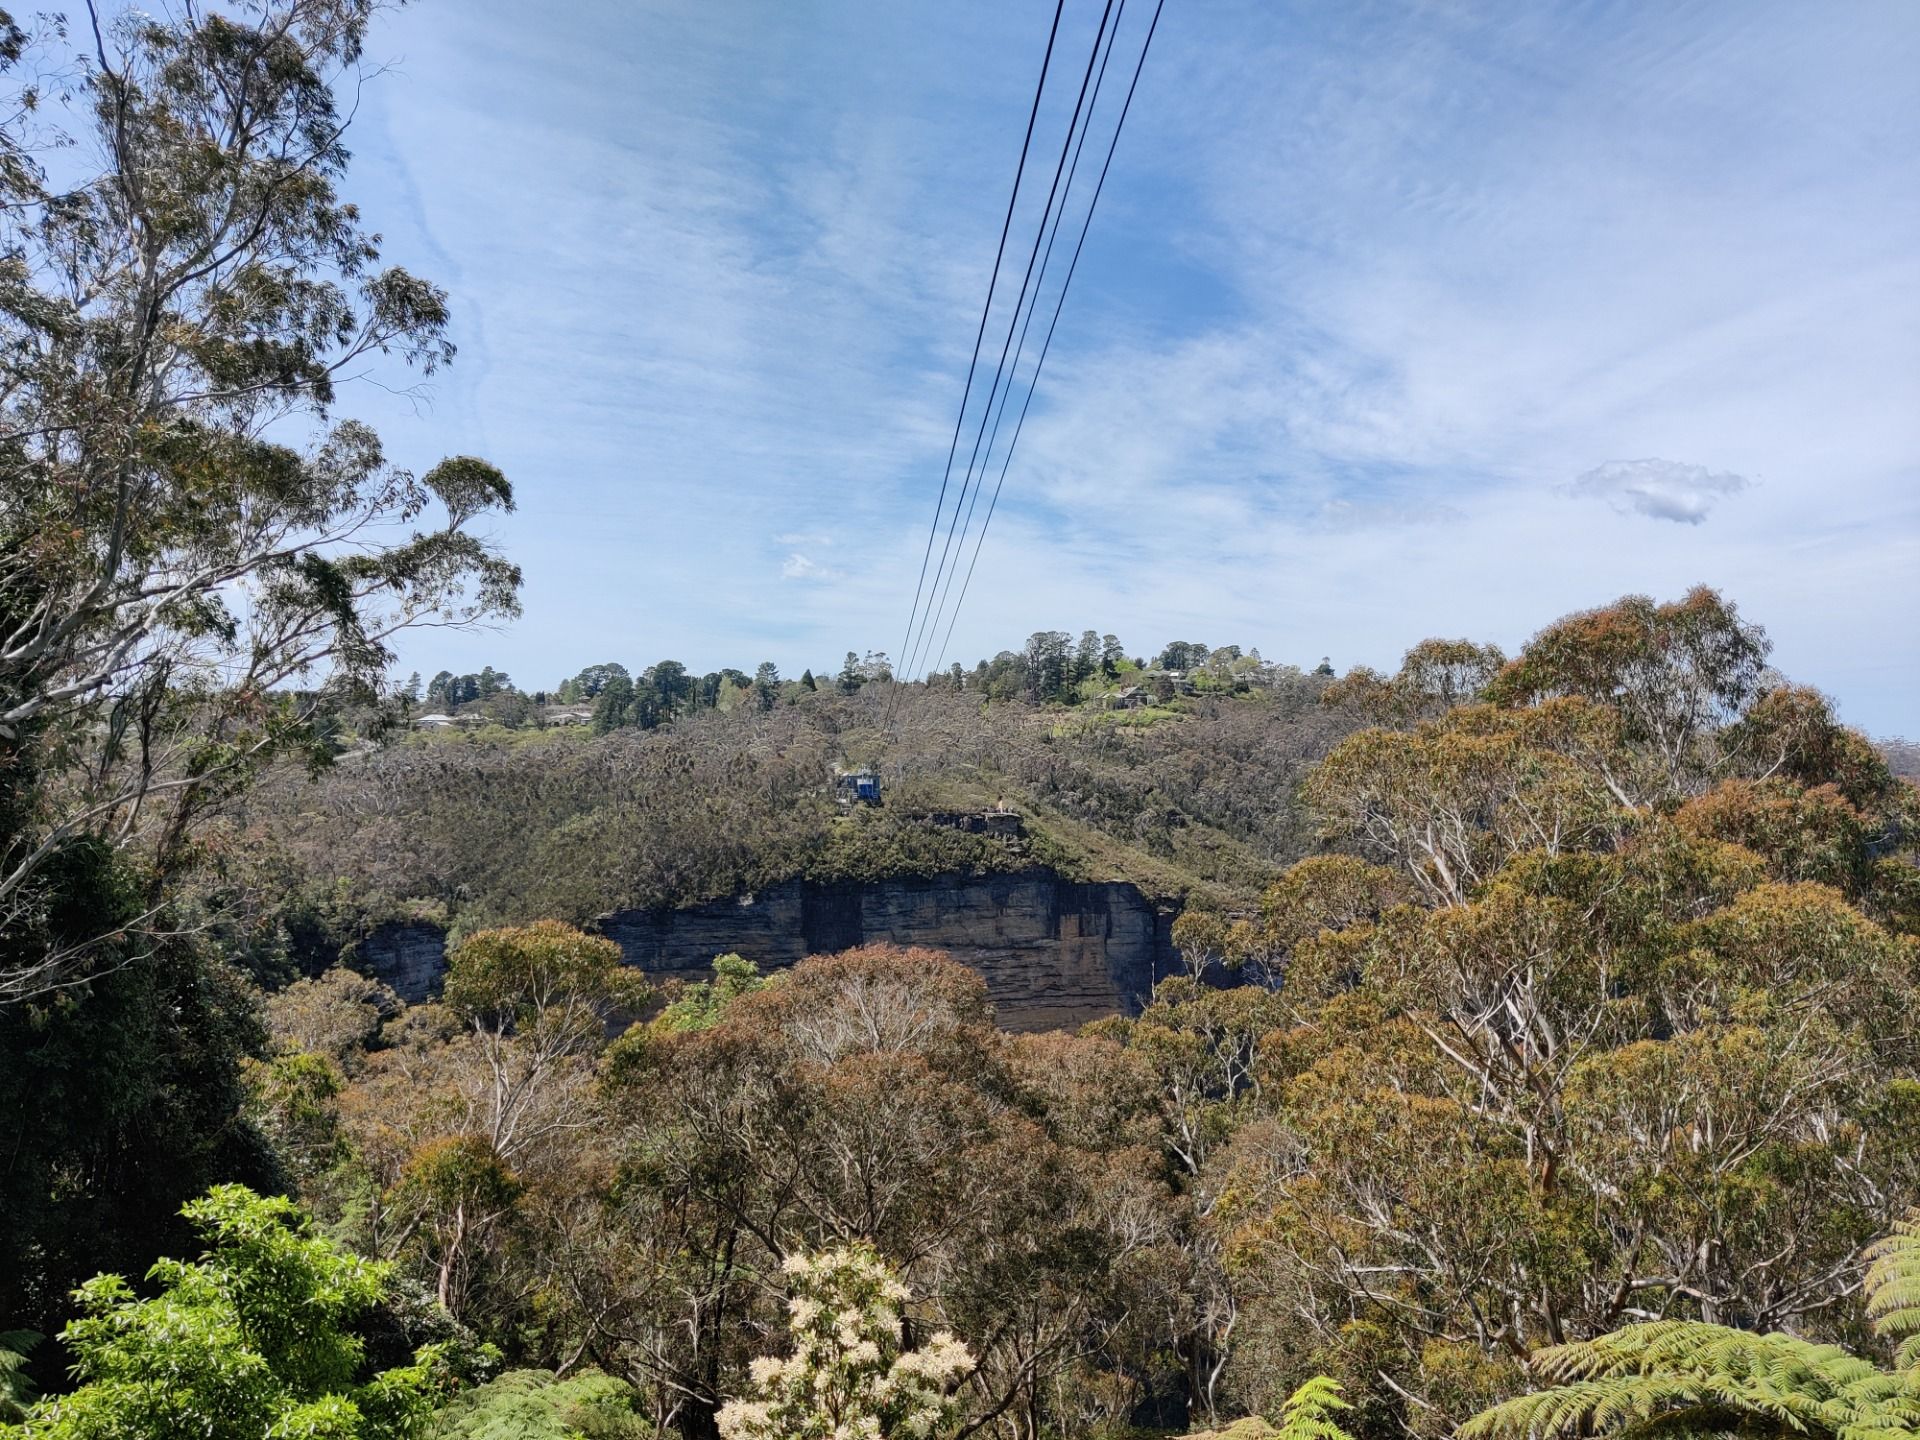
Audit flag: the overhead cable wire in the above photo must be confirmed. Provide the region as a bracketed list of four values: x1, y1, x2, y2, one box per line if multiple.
[888, 0, 1067, 726]
[917, 0, 1126, 674]
[901, 0, 1118, 686]
[931, 0, 1168, 675]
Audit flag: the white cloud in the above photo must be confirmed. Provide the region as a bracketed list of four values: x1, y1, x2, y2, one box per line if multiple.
[781, 552, 843, 582]
[1565, 459, 1753, 524]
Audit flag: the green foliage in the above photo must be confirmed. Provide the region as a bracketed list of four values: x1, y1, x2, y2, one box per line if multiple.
[0, 916, 274, 1366]
[428, 1369, 648, 1439]
[1867, 1218, 1920, 1369]
[53, 583, 1909, 1440]
[445, 922, 648, 1037]
[1274, 1378, 1357, 1440]
[1095, 977, 1292, 1177]
[1185, 1379, 1359, 1440]
[1320, 640, 1506, 725]
[811, 804, 1030, 884]
[1187, 1421, 1287, 1440]
[0, 1334, 37, 1424]
[1457, 1319, 1919, 1440]
[1483, 587, 1769, 798]
[246, 1049, 352, 1186]
[654, 954, 767, 1033]
[0, 0, 520, 999]
[241, 673, 1351, 931]
[398, 1135, 523, 1224]
[1196, 588, 1920, 1438]
[4, 1186, 442, 1440]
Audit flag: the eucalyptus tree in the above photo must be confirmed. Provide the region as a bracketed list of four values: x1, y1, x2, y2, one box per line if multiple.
[0, 0, 518, 999]
[1195, 589, 1920, 1437]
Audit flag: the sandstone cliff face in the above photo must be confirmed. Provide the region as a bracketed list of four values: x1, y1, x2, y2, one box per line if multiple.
[360, 870, 1183, 1031]
[354, 922, 446, 1006]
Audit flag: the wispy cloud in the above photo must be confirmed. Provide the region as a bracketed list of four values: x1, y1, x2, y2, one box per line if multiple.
[342, 0, 1920, 732]
[1314, 497, 1466, 531]
[781, 552, 844, 582]
[1565, 459, 1752, 525]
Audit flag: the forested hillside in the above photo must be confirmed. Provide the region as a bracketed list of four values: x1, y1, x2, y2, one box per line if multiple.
[225, 617, 1918, 970]
[226, 660, 1355, 962]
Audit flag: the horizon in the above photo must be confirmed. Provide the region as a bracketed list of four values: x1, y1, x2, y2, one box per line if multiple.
[332, 0, 1917, 734]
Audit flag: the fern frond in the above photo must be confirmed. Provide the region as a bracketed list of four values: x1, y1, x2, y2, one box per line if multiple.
[1462, 1216, 1920, 1440]
[1459, 1320, 1920, 1440]
[1276, 1376, 1356, 1440]
[1474, 1376, 1771, 1439]
[0, 1330, 40, 1423]
[1866, 1217, 1920, 1365]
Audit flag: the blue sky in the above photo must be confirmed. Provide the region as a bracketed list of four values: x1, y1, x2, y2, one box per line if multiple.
[341, 0, 1919, 734]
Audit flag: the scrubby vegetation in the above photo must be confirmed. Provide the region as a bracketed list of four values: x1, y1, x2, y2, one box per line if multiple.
[225, 669, 1353, 949]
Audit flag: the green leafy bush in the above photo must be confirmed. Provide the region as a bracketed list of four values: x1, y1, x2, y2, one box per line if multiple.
[428, 1369, 648, 1439]
[4, 1186, 443, 1440]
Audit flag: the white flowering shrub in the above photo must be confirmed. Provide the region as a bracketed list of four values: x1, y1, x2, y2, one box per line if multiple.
[717, 1244, 973, 1440]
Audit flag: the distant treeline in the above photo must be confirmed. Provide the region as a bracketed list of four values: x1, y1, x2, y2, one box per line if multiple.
[410, 630, 1339, 731]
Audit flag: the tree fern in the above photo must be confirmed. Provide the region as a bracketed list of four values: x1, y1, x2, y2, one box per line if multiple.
[0, 1330, 38, 1423]
[1460, 1217, 1920, 1440]
[1187, 1378, 1356, 1440]
[1868, 1217, 1920, 1369]
[1275, 1376, 1357, 1440]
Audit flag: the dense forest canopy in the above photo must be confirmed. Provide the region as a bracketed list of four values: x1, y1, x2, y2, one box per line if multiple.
[7, 576, 1917, 1440]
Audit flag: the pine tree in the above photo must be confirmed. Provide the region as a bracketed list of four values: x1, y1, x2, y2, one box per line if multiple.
[1074, 629, 1101, 685]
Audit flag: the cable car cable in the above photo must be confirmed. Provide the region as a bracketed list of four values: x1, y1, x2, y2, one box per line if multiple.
[931, 0, 1167, 675]
[889, 0, 1067, 725]
[919, 0, 1125, 673]
[902, 0, 1118, 686]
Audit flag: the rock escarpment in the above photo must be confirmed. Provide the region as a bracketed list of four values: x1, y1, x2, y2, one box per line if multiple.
[355, 922, 446, 1006]
[600, 872, 1181, 1031]
[360, 869, 1184, 1031]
